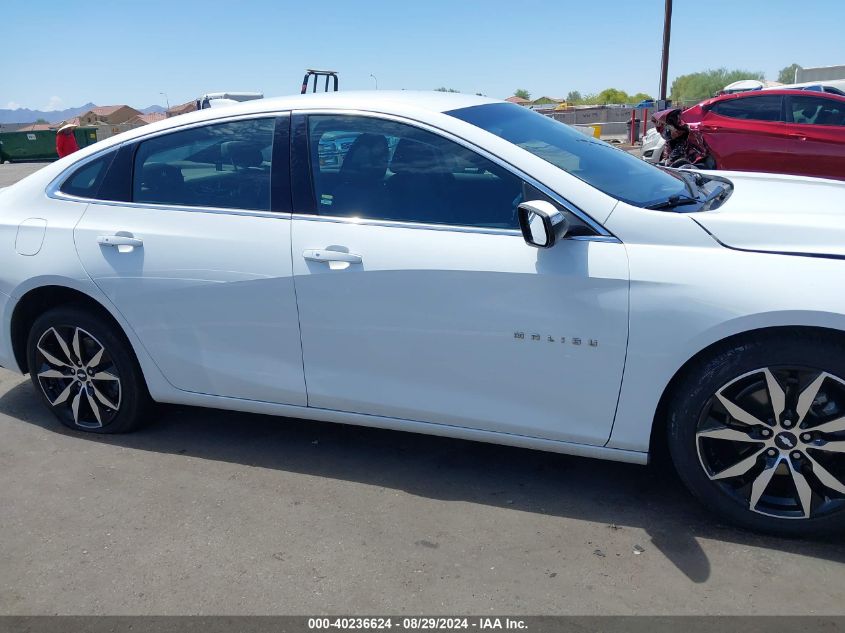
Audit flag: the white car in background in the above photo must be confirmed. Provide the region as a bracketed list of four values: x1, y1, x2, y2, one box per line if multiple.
[2, 91, 845, 536]
[196, 91, 264, 110]
[640, 126, 664, 163]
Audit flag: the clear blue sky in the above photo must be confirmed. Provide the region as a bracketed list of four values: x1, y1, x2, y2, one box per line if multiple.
[2, 0, 844, 111]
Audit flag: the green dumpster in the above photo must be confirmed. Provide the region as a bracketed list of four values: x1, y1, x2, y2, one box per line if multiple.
[0, 127, 98, 163]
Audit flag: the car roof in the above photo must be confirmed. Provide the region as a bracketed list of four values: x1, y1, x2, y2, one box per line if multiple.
[79, 91, 500, 154]
[704, 89, 845, 106]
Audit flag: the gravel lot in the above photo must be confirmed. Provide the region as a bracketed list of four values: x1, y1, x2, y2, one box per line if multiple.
[1, 160, 844, 615]
[0, 161, 48, 187]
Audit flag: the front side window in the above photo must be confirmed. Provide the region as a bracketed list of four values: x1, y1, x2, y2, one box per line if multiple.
[709, 95, 783, 122]
[307, 115, 529, 230]
[133, 118, 275, 211]
[788, 96, 845, 126]
[448, 103, 689, 208]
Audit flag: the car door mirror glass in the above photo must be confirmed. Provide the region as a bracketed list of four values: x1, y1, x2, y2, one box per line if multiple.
[518, 200, 568, 248]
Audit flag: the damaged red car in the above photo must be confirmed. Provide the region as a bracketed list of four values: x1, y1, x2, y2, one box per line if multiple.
[679, 89, 845, 180]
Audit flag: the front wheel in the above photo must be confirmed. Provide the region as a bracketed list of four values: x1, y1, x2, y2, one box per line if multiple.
[27, 305, 151, 433]
[668, 331, 845, 536]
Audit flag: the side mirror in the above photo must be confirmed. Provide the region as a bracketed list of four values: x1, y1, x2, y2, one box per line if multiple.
[518, 200, 568, 248]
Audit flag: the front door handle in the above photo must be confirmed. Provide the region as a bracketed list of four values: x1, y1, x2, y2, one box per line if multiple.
[303, 249, 362, 264]
[97, 234, 144, 248]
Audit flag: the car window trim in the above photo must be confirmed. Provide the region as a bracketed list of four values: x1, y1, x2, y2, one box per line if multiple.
[57, 148, 118, 200]
[710, 94, 786, 123]
[785, 94, 843, 127]
[290, 109, 613, 239]
[129, 114, 285, 214]
[46, 112, 288, 213]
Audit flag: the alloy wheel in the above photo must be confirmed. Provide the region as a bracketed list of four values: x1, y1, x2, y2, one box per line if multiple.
[696, 366, 845, 520]
[34, 326, 122, 429]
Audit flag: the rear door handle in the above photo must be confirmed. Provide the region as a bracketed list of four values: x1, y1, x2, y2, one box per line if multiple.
[97, 234, 143, 248]
[303, 249, 362, 264]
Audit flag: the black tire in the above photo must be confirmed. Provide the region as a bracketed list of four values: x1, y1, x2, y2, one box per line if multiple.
[667, 330, 845, 537]
[27, 304, 151, 433]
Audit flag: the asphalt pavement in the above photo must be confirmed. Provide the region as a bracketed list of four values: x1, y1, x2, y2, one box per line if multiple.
[1, 160, 843, 615]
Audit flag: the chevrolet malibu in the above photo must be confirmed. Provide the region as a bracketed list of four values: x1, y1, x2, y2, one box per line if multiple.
[1, 92, 844, 536]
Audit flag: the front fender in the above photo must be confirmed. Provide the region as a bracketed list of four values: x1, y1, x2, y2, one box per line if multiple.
[607, 236, 845, 452]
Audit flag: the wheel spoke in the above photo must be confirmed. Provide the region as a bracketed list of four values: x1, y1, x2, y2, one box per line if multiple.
[811, 416, 845, 434]
[72, 328, 83, 366]
[806, 454, 845, 495]
[716, 391, 766, 427]
[788, 460, 814, 518]
[37, 343, 72, 369]
[763, 368, 786, 420]
[697, 426, 762, 442]
[91, 371, 119, 382]
[796, 372, 828, 425]
[51, 382, 74, 406]
[84, 388, 103, 426]
[90, 383, 118, 411]
[38, 369, 70, 379]
[50, 327, 75, 367]
[812, 441, 845, 454]
[749, 458, 779, 511]
[86, 345, 105, 370]
[711, 448, 764, 480]
[71, 389, 82, 423]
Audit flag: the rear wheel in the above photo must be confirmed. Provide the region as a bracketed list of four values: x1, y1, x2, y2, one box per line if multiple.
[668, 331, 845, 536]
[27, 305, 151, 433]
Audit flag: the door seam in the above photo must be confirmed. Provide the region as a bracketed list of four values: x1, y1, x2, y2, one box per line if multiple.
[289, 218, 310, 406]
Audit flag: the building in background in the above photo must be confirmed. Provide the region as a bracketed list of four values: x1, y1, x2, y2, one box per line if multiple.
[796, 64, 845, 82]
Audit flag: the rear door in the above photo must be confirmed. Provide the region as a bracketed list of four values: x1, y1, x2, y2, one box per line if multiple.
[784, 94, 845, 179]
[73, 114, 307, 405]
[700, 94, 791, 172]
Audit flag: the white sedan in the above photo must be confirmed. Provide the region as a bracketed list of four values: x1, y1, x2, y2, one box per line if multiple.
[640, 126, 665, 164]
[2, 91, 845, 536]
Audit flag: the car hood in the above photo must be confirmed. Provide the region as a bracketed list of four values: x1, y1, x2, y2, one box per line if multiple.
[691, 171, 845, 258]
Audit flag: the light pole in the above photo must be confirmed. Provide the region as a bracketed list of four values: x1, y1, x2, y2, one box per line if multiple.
[159, 91, 171, 111]
[659, 0, 672, 103]
[369, 74, 378, 90]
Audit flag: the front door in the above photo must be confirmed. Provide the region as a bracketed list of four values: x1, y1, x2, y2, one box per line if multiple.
[290, 114, 629, 446]
[74, 115, 307, 405]
[702, 94, 792, 172]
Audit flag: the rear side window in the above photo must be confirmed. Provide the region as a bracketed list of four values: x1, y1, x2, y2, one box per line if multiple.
[59, 150, 116, 198]
[710, 95, 783, 122]
[788, 95, 845, 126]
[132, 118, 275, 211]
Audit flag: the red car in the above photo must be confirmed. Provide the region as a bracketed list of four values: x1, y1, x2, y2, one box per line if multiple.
[681, 89, 845, 180]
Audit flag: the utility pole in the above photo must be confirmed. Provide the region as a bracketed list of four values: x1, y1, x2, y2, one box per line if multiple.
[659, 0, 672, 102]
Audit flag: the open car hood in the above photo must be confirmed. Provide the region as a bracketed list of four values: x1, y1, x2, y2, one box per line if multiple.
[691, 171, 845, 258]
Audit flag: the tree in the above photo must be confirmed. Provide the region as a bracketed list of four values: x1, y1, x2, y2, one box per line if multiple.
[670, 68, 765, 103]
[513, 89, 531, 100]
[778, 63, 802, 84]
[35, 118, 48, 124]
[566, 90, 582, 103]
[434, 87, 460, 93]
[595, 88, 630, 104]
[631, 92, 653, 103]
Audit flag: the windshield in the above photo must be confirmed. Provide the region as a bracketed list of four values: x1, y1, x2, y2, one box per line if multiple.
[447, 103, 688, 207]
